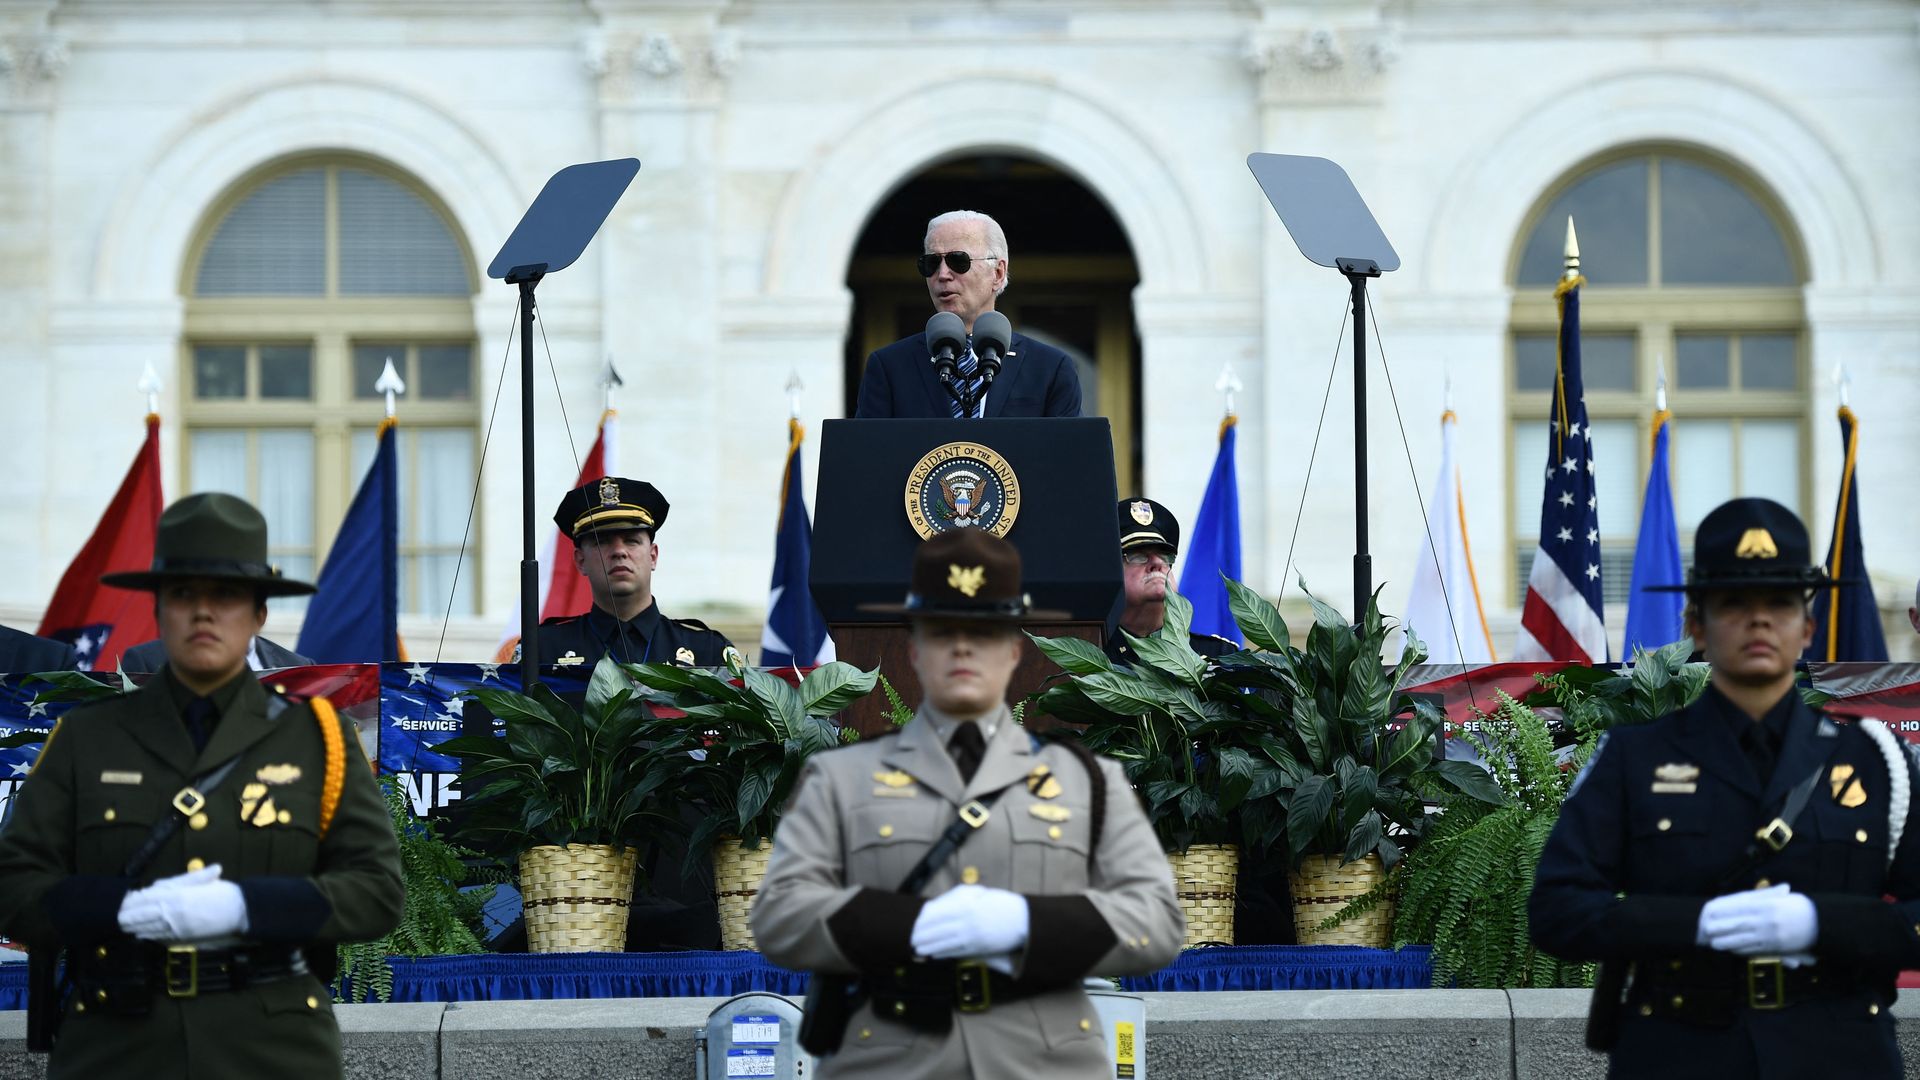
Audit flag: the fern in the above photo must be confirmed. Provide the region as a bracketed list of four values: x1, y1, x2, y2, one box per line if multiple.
[1388, 691, 1596, 989]
[333, 775, 497, 1003]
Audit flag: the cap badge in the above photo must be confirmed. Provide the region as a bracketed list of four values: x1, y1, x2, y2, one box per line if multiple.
[948, 564, 986, 598]
[1735, 528, 1778, 560]
[1131, 501, 1154, 525]
[675, 646, 696, 665]
[598, 476, 621, 507]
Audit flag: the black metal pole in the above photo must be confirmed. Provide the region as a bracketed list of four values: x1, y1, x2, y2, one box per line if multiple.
[517, 276, 542, 691]
[1347, 270, 1371, 623]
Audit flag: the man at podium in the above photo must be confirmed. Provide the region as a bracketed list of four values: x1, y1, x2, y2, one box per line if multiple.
[854, 210, 1082, 419]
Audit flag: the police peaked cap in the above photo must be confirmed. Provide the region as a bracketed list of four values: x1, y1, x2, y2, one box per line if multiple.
[555, 477, 670, 540]
[1117, 497, 1179, 555]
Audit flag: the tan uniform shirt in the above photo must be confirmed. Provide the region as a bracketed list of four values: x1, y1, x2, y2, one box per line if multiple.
[752, 705, 1183, 1079]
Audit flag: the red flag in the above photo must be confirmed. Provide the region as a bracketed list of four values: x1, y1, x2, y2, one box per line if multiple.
[38, 414, 165, 671]
[495, 413, 612, 661]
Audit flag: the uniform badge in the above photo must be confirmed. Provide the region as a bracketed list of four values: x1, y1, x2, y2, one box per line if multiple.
[256, 763, 302, 785]
[1652, 763, 1699, 794]
[675, 646, 696, 665]
[948, 564, 986, 598]
[874, 770, 915, 787]
[238, 782, 283, 828]
[1734, 528, 1778, 560]
[872, 769, 918, 797]
[1831, 764, 1868, 807]
[1026, 764, 1064, 799]
[598, 476, 621, 507]
[556, 651, 586, 667]
[100, 770, 142, 785]
[1130, 501, 1154, 525]
[1028, 803, 1072, 823]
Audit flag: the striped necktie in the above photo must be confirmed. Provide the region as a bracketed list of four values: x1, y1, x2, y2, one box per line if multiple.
[949, 342, 980, 419]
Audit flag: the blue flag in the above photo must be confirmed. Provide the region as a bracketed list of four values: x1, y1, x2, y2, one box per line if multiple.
[1807, 405, 1888, 662]
[298, 419, 400, 662]
[1622, 408, 1684, 656]
[1178, 417, 1243, 644]
[760, 420, 834, 668]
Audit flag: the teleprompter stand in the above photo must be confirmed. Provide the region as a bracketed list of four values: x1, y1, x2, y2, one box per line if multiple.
[1247, 153, 1400, 622]
[487, 158, 641, 689]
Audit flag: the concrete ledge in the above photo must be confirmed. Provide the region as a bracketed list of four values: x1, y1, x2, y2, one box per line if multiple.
[2, 990, 1914, 1078]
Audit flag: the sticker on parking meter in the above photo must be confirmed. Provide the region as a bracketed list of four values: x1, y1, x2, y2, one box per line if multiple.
[731, 1015, 781, 1045]
[726, 1047, 777, 1077]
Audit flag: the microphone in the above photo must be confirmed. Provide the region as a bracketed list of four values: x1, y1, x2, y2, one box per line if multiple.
[925, 312, 967, 406]
[971, 311, 1012, 388]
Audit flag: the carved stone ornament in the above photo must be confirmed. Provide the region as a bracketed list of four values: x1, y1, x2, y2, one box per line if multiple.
[635, 31, 683, 78]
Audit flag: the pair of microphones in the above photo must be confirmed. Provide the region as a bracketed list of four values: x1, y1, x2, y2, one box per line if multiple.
[925, 310, 1012, 415]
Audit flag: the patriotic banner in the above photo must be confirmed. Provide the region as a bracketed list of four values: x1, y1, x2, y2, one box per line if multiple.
[760, 418, 835, 669]
[1403, 410, 1494, 664]
[1621, 405, 1685, 657]
[37, 413, 165, 672]
[1806, 405, 1889, 662]
[1179, 415, 1245, 645]
[298, 417, 402, 663]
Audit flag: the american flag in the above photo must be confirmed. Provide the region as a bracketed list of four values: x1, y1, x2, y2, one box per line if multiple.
[1514, 255, 1607, 663]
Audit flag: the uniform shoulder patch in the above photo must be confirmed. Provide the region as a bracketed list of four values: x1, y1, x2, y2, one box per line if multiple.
[671, 616, 717, 633]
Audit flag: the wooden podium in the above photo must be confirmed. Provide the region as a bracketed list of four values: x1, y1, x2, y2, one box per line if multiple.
[811, 417, 1123, 735]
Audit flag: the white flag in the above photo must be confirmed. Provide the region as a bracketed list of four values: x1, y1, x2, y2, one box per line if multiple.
[1404, 411, 1496, 664]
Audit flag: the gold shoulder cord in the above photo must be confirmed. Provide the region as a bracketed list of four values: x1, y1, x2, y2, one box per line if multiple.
[26, 719, 63, 776]
[311, 697, 346, 840]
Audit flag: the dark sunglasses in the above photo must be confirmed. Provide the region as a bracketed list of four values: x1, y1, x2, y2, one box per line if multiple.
[917, 251, 1000, 277]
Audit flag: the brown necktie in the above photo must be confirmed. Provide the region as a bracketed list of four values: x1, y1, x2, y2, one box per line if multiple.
[948, 723, 986, 783]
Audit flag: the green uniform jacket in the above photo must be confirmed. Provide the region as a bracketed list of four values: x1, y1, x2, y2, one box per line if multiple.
[0, 672, 404, 1080]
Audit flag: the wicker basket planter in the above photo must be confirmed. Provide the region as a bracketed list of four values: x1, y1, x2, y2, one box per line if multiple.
[518, 844, 640, 953]
[1289, 853, 1391, 947]
[713, 837, 773, 951]
[1167, 843, 1237, 948]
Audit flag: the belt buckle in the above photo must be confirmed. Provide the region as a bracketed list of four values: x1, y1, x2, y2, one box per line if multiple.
[1748, 957, 1785, 1010]
[958, 801, 991, 829]
[171, 787, 206, 818]
[955, 960, 991, 1013]
[1755, 818, 1793, 852]
[165, 944, 198, 999]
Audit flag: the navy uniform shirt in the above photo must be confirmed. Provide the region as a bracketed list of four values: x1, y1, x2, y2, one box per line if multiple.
[532, 599, 741, 669]
[1530, 685, 1920, 1078]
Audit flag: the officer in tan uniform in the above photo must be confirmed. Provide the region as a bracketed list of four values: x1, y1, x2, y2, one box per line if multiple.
[0, 493, 403, 1079]
[753, 527, 1183, 1079]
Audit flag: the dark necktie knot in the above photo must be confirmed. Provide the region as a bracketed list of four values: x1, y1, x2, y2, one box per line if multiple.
[182, 696, 217, 753]
[948, 723, 986, 783]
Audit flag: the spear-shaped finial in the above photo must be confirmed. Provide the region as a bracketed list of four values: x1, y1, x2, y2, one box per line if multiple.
[599, 355, 624, 416]
[1832, 361, 1851, 408]
[1442, 360, 1454, 415]
[1563, 216, 1581, 282]
[785, 370, 805, 420]
[374, 356, 406, 419]
[1655, 353, 1668, 412]
[1214, 363, 1243, 419]
[137, 359, 163, 416]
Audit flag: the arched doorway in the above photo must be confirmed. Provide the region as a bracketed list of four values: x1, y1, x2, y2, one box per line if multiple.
[842, 155, 1143, 491]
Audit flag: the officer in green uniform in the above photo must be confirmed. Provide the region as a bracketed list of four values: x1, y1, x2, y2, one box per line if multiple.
[0, 493, 404, 1080]
[529, 477, 742, 669]
[1106, 498, 1238, 666]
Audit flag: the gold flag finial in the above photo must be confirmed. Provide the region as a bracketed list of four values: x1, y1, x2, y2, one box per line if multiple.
[1563, 216, 1581, 281]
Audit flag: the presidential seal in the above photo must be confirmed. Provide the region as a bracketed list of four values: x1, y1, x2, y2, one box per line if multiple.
[904, 441, 1021, 540]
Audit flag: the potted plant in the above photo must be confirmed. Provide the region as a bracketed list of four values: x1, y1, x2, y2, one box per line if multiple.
[623, 659, 877, 949]
[437, 657, 682, 953]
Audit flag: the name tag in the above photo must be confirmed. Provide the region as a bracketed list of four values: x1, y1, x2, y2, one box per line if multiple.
[100, 771, 143, 785]
[1650, 782, 1697, 795]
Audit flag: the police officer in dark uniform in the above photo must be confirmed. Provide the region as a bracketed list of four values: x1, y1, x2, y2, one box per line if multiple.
[1531, 497, 1920, 1079]
[1106, 498, 1238, 666]
[530, 477, 742, 670]
[0, 493, 402, 1079]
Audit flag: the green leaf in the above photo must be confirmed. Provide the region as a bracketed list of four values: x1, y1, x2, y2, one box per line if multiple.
[1027, 633, 1113, 675]
[741, 667, 807, 740]
[736, 760, 782, 832]
[1287, 774, 1335, 856]
[1430, 759, 1508, 806]
[1343, 809, 1384, 864]
[1338, 653, 1390, 726]
[798, 662, 880, 716]
[584, 655, 631, 718]
[1293, 697, 1334, 772]
[1074, 670, 1168, 717]
[1301, 578, 1351, 633]
[1225, 577, 1290, 653]
[1122, 628, 1206, 692]
[464, 687, 565, 731]
[1215, 747, 1256, 812]
[1338, 764, 1378, 832]
[1161, 589, 1194, 643]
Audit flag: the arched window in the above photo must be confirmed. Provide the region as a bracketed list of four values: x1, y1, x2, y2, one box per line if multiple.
[1507, 149, 1807, 622]
[182, 157, 480, 615]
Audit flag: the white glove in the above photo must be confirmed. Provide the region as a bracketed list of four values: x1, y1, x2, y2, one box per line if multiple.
[910, 884, 1030, 960]
[118, 864, 250, 943]
[1698, 883, 1818, 956]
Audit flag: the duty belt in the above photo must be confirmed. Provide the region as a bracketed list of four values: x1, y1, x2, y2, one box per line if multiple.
[73, 943, 310, 1013]
[865, 960, 1058, 1033]
[1630, 955, 1882, 1025]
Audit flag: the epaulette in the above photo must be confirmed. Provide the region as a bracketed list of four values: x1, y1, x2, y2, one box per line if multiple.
[540, 614, 584, 627]
[671, 616, 720, 634]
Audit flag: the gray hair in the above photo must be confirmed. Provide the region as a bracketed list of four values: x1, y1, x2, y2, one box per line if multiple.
[924, 210, 1010, 294]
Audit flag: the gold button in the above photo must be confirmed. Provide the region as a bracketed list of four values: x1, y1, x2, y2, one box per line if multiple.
[1670, 995, 1684, 1008]
[1639, 1004, 1652, 1017]
[273, 684, 287, 694]
[1857, 829, 1870, 843]
[277, 810, 291, 825]
[878, 825, 893, 838]
[859, 1028, 872, 1040]
[1755, 879, 1770, 889]
[73, 1001, 85, 1014]
[95, 946, 108, 959]
[189, 813, 209, 831]
[102, 808, 116, 822]
[892, 1001, 906, 1016]
[186, 858, 205, 872]
[1140, 936, 1148, 945]
[1669, 960, 1682, 971]
[95, 989, 107, 1003]
[1079, 1018, 1091, 1031]
[961, 866, 980, 885]
[1869, 1003, 1880, 1015]
[1656, 818, 1671, 832]
[1048, 826, 1063, 840]
[306, 996, 318, 1009]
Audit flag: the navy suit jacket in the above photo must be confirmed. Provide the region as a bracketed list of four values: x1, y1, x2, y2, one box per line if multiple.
[0, 625, 78, 673]
[854, 329, 1082, 418]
